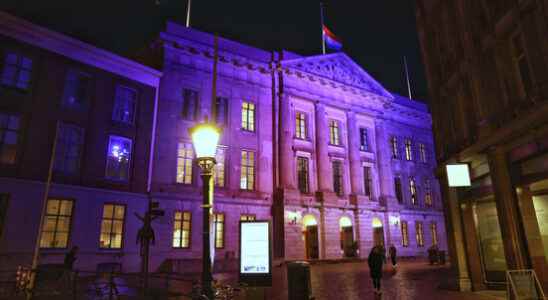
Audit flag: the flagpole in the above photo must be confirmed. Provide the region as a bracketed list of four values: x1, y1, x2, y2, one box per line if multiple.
[403, 56, 413, 99]
[320, 2, 326, 55]
[185, 0, 192, 27]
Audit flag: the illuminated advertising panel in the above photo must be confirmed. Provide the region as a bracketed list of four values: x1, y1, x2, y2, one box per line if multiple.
[239, 220, 272, 286]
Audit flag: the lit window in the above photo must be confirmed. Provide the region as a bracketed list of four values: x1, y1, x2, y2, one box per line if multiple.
[405, 139, 413, 161]
[1, 52, 32, 90]
[511, 33, 533, 96]
[54, 123, 84, 174]
[105, 135, 132, 181]
[332, 160, 344, 196]
[182, 89, 199, 120]
[0, 113, 20, 165]
[419, 143, 427, 163]
[214, 147, 226, 187]
[390, 136, 398, 159]
[240, 150, 255, 190]
[363, 166, 372, 197]
[176, 142, 194, 184]
[424, 179, 433, 207]
[240, 214, 256, 221]
[214, 213, 225, 248]
[410, 177, 417, 205]
[241, 101, 255, 132]
[297, 157, 309, 194]
[40, 199, 73, 248]
[431, 222, 438, 246]
[112, 85, 137, 124]
[401, 221, 409, 247]
[416, 221, 424, 247]
[215, 97, 229, 125]
[173, 211, 191, 248]
[394, 177, 403, 203]
[295, 112, 307, 139]
[99, 204, 125, 249]
[62, 70, 90, 108]
[328, 120, 340, 145]
[359, 128, 369, 151]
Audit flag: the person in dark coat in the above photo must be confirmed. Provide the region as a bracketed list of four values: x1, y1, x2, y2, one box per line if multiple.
[368, 245, 384, 294]
[64, 246, 79, 270]
[388, 244, 397, 269]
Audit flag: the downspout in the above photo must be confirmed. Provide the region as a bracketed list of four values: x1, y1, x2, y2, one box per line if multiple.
[147, 79, 160, 194]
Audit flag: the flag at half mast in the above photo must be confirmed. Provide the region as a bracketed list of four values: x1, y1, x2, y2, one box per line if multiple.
[322, 25, 342, 51]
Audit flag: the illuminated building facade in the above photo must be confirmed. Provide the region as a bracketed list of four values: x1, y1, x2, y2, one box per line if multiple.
[415, 0, 548, 292]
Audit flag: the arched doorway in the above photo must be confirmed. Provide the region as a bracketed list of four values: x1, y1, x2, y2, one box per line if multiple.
[302, 215, 319, 259]
[339, 216, 355, 257]
[372, 217, 385, 247]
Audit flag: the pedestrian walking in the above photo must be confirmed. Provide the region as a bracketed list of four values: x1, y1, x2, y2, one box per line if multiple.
[368, 245, 384, 295]
[389, 244, 397, 269]
[64, 246, 78, 270]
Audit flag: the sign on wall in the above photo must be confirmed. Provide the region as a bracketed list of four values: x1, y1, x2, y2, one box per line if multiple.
[239, 220, 272, 286]
[446, 164, 471, 187]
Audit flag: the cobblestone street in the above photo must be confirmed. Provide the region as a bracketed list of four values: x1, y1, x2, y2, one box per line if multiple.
[308, 261, 505, 300]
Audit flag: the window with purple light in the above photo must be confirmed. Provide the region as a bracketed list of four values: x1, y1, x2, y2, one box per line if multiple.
[106, 135, 132, 181]
[112, 85, 137, 124]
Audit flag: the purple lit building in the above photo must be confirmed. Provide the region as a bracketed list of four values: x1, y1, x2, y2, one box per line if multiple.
[0, 13, 446, 272]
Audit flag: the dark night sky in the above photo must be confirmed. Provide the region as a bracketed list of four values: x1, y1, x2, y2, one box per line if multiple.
[1, 0, 429, 101]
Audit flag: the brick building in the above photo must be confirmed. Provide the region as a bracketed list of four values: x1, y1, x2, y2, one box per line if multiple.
[415, 0, 548, 292]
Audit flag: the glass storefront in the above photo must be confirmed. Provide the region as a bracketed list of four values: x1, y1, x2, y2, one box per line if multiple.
[532, 195, 548, 263]
[473, 199, 507, 283]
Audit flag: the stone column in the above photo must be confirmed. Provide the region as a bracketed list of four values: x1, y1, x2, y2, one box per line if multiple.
[315, 102, 332, 192]
[488, 147, 529, 270]
[279, 93, 296, 189]
[460, 199, 486, 290]
[516, 186, 548, 290]
[346, 112, 363, 195]
[374, 120, 395, 204]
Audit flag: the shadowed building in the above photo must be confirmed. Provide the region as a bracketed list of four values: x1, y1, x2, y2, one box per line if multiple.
[415, 0, 548, 292]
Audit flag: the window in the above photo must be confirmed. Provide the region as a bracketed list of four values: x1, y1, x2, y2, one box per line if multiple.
[0, 113, 20, 165]
[0, 194, 8, 239]
[112, 85, 137, 124]
[401, 221, 409, 247]
[99, 204, 125, 249]
[431, 222, 438, 246]
[182, 89, 199, 120]
[297, 157, 309, 194]
[419, 143, 427, 163]
[240, 214, 256, 221]
[173, 211, 191, 248]
[359, 128, 369, 151]
[62, 70, 90, 108]
[1, 52, 32, 90]
[328, 120, 340, 145]
[240, 150, 255, 190]
[176, 142, 194, 184]
[511, 33, 533, 95]
[295, 112, 307, 139]
[363, 166, 372, 197]
[332, 160, 344, 196]
[241, 101, 255, 132]
[410, 177, 417, 205]
[54, 123, 84, 174]
[404, 139, 413, 161]
[214, 147, 226, 187]
[416, 221, 424, 247]
[390, 136, 399, 159]
[214, 213, 225, 248]
[215, 97, 228, 125]
[39, 199, 73, 248]
[105, 136, 132, 181]
[394, 177, 403, 203]
[424, 179, 433, 207]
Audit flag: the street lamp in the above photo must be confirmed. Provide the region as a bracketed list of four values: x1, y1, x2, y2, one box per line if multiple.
[189, 121, 221, 300]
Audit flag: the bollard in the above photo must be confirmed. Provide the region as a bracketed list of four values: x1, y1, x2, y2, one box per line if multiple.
[287, 261, 313, 300]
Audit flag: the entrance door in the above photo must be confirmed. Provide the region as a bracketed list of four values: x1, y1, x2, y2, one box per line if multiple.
[342, 226, 354, 257]
[305, 225, 319, 259]
[373, 227, 385, 247]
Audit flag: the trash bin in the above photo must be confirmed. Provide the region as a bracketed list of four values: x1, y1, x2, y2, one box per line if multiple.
[438, 251, 446, 265]
[287, 261, 313, 300]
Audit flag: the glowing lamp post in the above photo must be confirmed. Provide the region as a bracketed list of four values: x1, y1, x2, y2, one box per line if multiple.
[189, 121, 221, 300]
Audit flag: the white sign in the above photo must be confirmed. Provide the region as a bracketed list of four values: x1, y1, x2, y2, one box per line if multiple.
[446, 164, 471, 187]
[240, 222, 270, 274]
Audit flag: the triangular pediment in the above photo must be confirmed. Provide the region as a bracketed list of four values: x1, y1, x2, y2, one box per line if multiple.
[281, 53, 393, 99]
